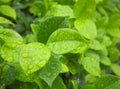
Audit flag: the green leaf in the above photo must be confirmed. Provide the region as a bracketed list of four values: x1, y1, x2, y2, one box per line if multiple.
[88, 40, 103, 50]
[47, 28, 81, 54]
[85, 50, 100, 62]
[74, 19, 97, 39]
[29, 1, 46, 16]
[81, 84, 95, 89]
[107, 14, 120, 29]
[107, 28, 120, 38]
[108, 47, 120, 62]
[0, 17, 14, 25]
[31, 16, 68, 43]
[102, 35, 112, 47]
[0, 0, 11, 3]
[100, 56, 111, 66]
[39, 76, 67, 89]
[81, 57, 101, 76]
[20, 42, 51, 75]
[1, 44, 24, 63]
[73, 0, 96, 19]
[9, 81, 38, 89]
[0, 28, 23, 47]
[111, 64, 120, 76]
[51, 4, 74, 17]
[0, 5, 16, 19]
[94, 75, 120, 89]
[55, 0, 74, 5]
[0, 64, 15, 85]
[15, 64, 37, 82]
[51, 76, 67, 89]
[60, 63, 69, 73]
[71, 42, 88, 54]
[38, 54, 61, 87]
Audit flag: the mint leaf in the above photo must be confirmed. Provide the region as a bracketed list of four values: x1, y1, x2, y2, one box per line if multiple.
[31, 16, 68, 43]
[111, 64, 120, 76]
[73, 0, 96, 19]
[47, 28, 81, 54]
[51, 4, 74, 17]
[20, 42, 51, 75]
[88, 40, 103, 50]
[38, 54, 61, 87]
[0, 5, 16, 19]
[81, 57, 101, 76]
[1, 44, 23, 63]
[0, 28, 23, 47]
[95, 75, 120, 89]
[0, 17, 14, 25]
[100, 56, 111, 66]
[74, 19, 97, 39]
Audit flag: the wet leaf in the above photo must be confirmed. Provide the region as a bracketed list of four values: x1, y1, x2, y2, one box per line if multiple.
[0, 5, 16, 19]
[38, 54, 61, 87]
[47, 28, 81, 54]
[74, 19, 97, 39]
[20, 42, 51, 75]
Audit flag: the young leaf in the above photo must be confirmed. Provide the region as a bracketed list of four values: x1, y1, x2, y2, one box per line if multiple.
[38, 54, 62, 87]
[0, 17, 14, 25]
[15, 64, 37, 82]
[88, 40, 103, 50]
[20, 42, 51, 75]
[60, 63, 69, 73]
[81, 57, 101, 76]
[31, 16, 68, 43]
[1, 44, 24, 63]
[71, 42, 88, 54]
[47, 28, 81, 54]
[73, 0, 96, 19]
[94, 75, 120, 89]
[74, 19, 97, 39]
[85, 50, 100, 62]
[0, 5, 16, 19]
[0, 28, 23, 47]
[51, 4, 74, 18]
[100, 56, 111, 66]
[111, 64, 120, 76]
[29, 1, 46, 16]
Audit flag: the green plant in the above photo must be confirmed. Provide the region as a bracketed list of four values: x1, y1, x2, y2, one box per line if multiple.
[0, 0, 120, 89]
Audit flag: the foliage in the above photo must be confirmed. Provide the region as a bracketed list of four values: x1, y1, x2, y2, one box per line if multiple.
[0, 0, 120, 89]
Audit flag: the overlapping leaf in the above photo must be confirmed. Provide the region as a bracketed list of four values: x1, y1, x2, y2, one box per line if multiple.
[31, 16, 68, 43]
[0, 5, 16, 19]
[73, 0, 96, 19]
[20, 42, 51, 75]
[47, 28, 82, 54]
[74, 19, 97, 39]
[38, 54, 62, 87]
